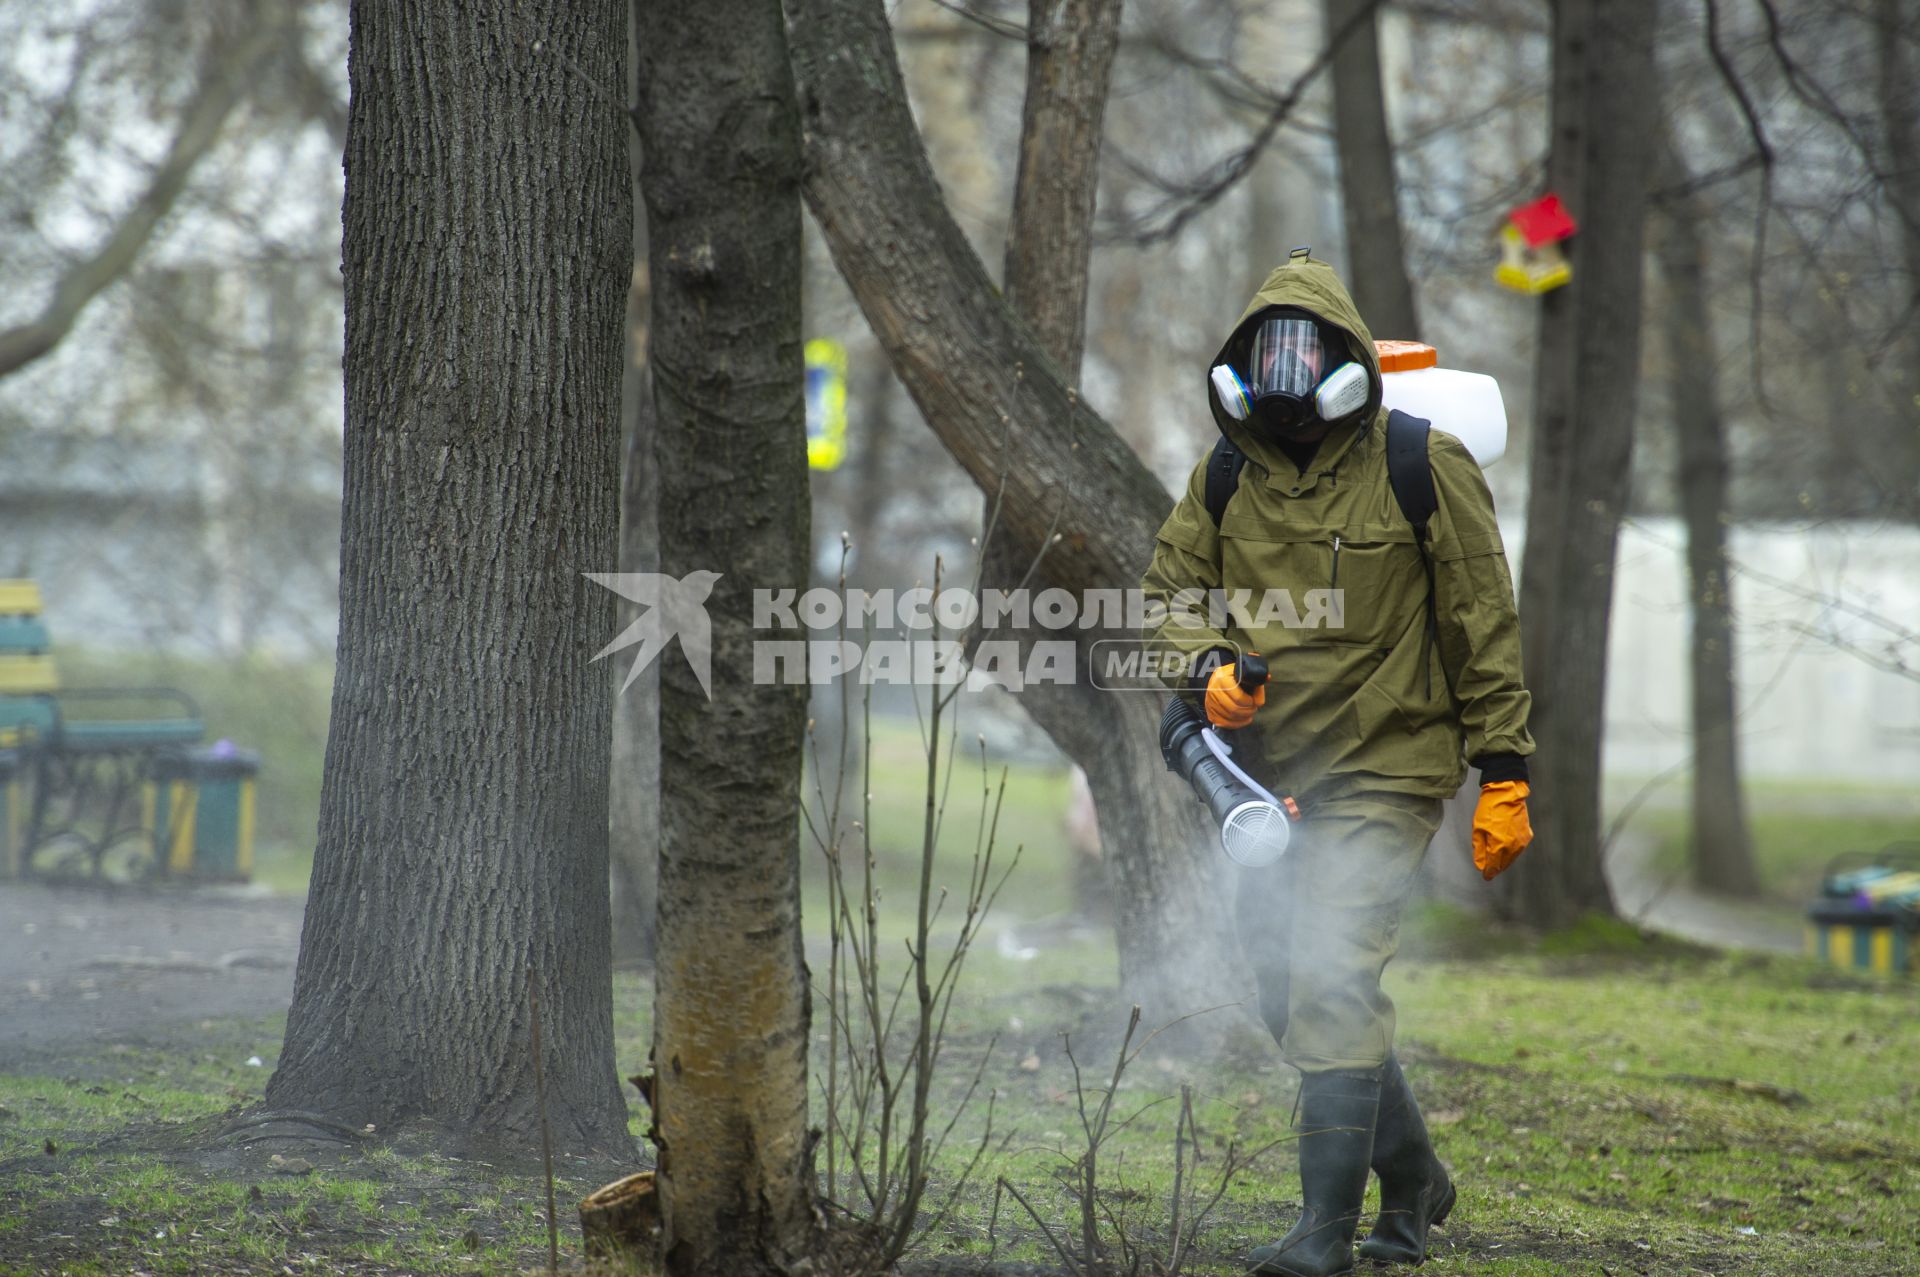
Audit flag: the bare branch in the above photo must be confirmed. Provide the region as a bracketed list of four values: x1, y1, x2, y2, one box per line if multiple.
[1701, 0, 1782, 417]
[924, 0, 1028, 41]
[0, 19, 284, 378]
[1097, 0, 1387, 245]
[1753, 0, 1920, 236]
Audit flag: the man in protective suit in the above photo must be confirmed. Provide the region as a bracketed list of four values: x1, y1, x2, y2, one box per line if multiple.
[1141, 253, 1534, 1275]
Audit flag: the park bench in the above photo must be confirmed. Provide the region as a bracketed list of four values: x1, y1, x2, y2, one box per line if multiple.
[0, 579, 204, 879]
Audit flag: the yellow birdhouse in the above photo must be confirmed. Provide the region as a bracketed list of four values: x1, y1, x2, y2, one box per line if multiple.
[1495, 194, 1577, 295]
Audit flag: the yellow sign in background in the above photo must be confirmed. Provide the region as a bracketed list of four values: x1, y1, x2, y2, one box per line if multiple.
[806, 338, 848, 471]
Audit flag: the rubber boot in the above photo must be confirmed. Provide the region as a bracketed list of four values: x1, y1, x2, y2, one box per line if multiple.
[1356, 1055, 1454, 1265]
[1247, 1069, 1382, 1277]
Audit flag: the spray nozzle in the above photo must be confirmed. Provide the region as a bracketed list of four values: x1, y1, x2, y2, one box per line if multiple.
[1159, 694, 1298, 868]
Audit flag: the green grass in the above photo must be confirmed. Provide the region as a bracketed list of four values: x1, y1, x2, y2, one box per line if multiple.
[1381, 948, 1920, 1273]
[887, 939, 1920, 1275]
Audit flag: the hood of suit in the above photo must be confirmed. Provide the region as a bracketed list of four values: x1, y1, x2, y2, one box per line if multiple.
[1207, 257, 1385, 475]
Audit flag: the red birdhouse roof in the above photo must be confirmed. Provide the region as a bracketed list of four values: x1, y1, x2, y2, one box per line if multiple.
[1509, 193, 1577, 247]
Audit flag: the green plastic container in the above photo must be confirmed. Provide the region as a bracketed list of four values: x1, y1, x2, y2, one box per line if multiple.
[146, 745, 259, 881]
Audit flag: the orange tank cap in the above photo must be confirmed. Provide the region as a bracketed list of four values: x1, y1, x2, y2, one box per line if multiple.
[1374, 340, 1438, 372]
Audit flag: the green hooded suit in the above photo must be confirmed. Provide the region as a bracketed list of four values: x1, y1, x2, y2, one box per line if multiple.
[1142, 257, 1533, 1070]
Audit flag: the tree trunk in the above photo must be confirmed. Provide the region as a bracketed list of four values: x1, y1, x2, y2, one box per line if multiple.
[1501, 0, 1658, 926]
[634, 0, 816, 1272]
[265, 0, 631, 1153]
[610, 152, 660, 969]
[1003, 0, 1123, 387]
[844, 356, 900, 579]
[789, 0, 1249, 1026]
[1326, 0, 1419, 341]
[1875, 0, 1920, 516]
[1654, 138, 1759, 899]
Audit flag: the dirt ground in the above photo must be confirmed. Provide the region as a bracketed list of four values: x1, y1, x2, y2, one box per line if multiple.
[0, 881, 305, 1074]
[0, 833, 1802, 1075]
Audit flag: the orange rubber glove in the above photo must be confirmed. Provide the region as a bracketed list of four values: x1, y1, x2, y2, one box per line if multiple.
[1203, 661, 1265, 729]
[1472, 781, 1533, 880]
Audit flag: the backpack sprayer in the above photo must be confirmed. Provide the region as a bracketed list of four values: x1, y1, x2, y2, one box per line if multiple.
[1159, 653, 1300, 868]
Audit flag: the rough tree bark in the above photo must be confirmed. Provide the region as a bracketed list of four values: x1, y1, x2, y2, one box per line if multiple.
[634, 0, 816, 1272]
[1501, 0, 1657, 925]
[790, 0, 1249, 1026]
[1654, 137, 1759, 898]
[264, 0, 631, 1152]
[1326, 0, 1420, 340]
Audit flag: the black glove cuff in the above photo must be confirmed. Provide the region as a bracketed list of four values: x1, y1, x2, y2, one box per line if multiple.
[1186, 646, 1236, 691]
[1472, 753, 1530, 786]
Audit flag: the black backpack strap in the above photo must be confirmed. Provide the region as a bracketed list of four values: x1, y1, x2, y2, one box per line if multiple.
[1384, 410, 1437, 540]
[1204, 435, 1248, 527]
[1385, 410, 1452, 701]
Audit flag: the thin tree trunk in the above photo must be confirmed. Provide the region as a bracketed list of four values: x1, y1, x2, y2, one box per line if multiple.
[845, 356, 899, 574]
[1003, 0, 1123, 387]
[1875, 0, 1920, 516]
[994, 0, 1250, 1025]
[1655, 139, 1759, 898]
[1326, 0, 1482, 915]
[265, 0, 631, 1153]
[1503, 0, 1658, 926]
[610, 145, 659, 969]
[790, 0, 1248, 1026]
[1326, 0, 1419, 340]
[634, 0, 816, 1271]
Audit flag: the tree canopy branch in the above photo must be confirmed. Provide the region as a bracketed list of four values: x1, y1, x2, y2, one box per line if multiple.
[1097, 0, 1385, 246]
[0, 22, 282, 379]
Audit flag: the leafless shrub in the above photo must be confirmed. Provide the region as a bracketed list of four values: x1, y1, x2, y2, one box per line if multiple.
[802, 538, 1022, 1274]
[993, 1006, 1287, 1277]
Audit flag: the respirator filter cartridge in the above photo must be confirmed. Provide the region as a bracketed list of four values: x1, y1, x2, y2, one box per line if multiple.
[1210, 364, 1253, 421]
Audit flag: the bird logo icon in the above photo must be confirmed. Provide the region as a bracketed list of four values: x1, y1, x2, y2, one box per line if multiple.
[585, 571, 723, 699]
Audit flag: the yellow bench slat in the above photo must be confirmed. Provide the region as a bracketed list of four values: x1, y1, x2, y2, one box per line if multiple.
[0, 581, 44, 615]
[0, 654, 60, 694]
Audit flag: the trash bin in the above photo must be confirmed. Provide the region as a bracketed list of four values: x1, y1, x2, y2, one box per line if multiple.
[0, 749, 18, 877]
[1805, 849, 1920, 977]
[145, 743, 259, 881]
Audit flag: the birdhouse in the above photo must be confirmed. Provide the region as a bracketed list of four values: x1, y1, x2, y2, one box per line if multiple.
[1495, 193, 1577, 295]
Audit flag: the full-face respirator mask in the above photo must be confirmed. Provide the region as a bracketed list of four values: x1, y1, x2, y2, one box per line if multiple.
[1210, 313, 1370, 440]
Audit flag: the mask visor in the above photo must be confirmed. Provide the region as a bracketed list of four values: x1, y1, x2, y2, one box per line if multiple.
[1246, 317, 1327, 400]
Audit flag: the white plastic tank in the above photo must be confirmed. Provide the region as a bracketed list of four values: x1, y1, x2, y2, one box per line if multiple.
[1375, 341, 1508, 466]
